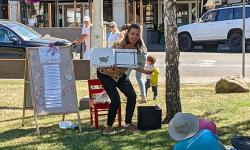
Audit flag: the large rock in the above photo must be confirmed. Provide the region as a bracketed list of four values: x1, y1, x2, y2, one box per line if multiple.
[215, 76, 249, 93]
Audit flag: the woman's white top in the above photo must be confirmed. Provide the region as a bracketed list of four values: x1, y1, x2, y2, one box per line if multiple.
[82, 25, 91, 60]
[107, 31, 121, 48]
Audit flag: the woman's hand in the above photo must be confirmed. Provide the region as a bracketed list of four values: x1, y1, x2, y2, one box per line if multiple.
[134, 67, 153, 75]
[72, 40, 80, 45]
[144, 69, 153, 75]
[112, 64, 118, 69]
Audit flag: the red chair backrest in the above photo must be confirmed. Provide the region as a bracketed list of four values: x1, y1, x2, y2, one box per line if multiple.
[88, 79, 105, 102]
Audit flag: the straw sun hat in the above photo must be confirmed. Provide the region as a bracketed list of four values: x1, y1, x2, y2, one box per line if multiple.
[168, 112, 199, 141]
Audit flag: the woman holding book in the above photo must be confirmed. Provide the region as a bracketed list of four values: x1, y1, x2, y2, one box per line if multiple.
[97, 24, 152, 135]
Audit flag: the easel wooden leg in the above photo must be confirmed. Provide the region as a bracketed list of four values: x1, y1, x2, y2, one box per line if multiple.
[23, 57, 28, 127]
[34, 113, 40, 136]
[22, 108, 25, 127]
[77, 112, 82, 132]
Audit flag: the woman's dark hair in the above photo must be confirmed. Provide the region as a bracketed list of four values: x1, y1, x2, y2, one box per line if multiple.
[121, 24, 131, 31]
[124, 23, 142, 51]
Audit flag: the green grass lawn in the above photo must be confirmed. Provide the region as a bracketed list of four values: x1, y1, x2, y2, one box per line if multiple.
[0, 80, 249, 150]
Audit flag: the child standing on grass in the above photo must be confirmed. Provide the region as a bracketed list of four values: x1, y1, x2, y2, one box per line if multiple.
[145, 55, 159, 100]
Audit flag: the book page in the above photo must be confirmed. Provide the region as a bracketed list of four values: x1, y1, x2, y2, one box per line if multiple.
[91, 48, 115, 67]
[43, 64, 62, 108]
[115, 49, 137, 68]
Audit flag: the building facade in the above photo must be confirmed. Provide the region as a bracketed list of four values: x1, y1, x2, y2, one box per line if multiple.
[4, 0, 209, 50]
[0, 0, 9, 19]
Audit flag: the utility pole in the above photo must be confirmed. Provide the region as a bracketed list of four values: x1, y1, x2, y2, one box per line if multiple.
[242, 0, 246, 78]
[90, 0, 104, 78]
[91, 0, 104, 48]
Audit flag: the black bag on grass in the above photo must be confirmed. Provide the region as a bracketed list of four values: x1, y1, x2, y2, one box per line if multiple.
[231, 135, 250, 150]
[137, 106, 162, 130]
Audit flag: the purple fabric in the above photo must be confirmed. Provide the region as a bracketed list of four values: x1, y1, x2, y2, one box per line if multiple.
[199, 119, 218, 135]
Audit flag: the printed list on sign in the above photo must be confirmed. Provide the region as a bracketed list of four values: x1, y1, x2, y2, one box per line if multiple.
[43, 64, 62, 108]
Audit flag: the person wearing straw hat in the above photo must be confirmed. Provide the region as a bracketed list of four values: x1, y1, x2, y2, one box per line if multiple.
[168, 112, 225, 150]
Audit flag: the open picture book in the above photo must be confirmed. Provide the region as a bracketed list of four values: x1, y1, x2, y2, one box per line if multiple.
[91, 48, 137, 68]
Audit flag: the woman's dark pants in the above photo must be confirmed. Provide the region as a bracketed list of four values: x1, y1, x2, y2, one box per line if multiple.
[97, 71, 137, 126]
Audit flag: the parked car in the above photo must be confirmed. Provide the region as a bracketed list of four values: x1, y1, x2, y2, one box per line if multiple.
[178, 4, 250, 52]
[0, 20, 71, 58]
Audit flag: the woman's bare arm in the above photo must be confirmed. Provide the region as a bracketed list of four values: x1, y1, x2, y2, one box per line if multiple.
[134, 66, 153, 75]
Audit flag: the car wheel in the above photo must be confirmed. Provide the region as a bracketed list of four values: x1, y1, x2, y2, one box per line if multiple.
[178, 33, 194, 52]
[202, 44, 219, 51]
[229, 33, 242, 52]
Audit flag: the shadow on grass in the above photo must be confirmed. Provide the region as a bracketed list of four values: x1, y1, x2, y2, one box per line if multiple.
[0, 106, 23, 110]
[198, 110, 250, 145]
[0, 122, 173, 150]
[218, 120, 250, 145]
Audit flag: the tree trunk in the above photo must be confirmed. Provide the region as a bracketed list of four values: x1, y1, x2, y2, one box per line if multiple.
[163, 0, 182, 124]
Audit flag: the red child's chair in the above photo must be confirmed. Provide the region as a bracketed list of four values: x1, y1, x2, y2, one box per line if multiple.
[88, 79, 122, 129]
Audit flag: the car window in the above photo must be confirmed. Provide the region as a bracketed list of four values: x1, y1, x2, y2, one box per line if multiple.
[7, 23, 41, 41]
[201, 10, 217, 23]
[0, 28, 10, 43]
[234, 7, 243, 19]
[0, 27, 20, 43]
[247, 7, 250, 18]
[234, 7, 250, 19]
[216, 9, 231, 21]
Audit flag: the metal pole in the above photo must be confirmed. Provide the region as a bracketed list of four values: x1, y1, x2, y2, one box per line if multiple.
[56, 0, 59, 27]
[242, 0, 246, 78]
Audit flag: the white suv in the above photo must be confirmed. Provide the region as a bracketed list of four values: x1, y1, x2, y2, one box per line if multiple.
[178, 4, 250, 52]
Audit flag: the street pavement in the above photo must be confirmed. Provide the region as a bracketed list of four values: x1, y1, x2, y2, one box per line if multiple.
[74, 47, 250, 84]
[144, 52, 250, 83]
[129, 51, 250, 84]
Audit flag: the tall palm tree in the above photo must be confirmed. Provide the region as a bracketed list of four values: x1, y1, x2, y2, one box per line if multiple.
[163, 0, 182, 124]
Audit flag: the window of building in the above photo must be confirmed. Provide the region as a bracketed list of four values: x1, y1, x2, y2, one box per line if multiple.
[0, 0, 8, 19]
[103, 0, 112, 22]
[176, 4, 189, 26]
[23, 1, 88, 27]
[216, 8, 231, 21]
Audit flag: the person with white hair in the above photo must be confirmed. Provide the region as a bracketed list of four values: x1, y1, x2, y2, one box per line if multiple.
[107, 21, 121, 48]
[73, 16, 92, 60]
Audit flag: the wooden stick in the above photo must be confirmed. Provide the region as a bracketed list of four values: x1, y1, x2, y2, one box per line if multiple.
[125, 0, 129, 24]
[48, 3, 52, 27]
[89, 0, 93, 21]
[140, 0, 143, 25]
[133, 0, 136, 23]
[74, 0, 77, 27]
[22, 53, 28, 127]
[8, 2, 11, 20]
[34, 112, 40, 136]
[77, 111, 82, 132]
[16, 1, 19, 22]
